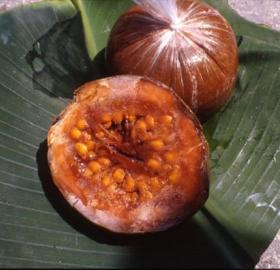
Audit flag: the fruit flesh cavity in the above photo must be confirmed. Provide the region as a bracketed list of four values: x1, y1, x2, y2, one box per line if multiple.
[48, 75, 209, 233]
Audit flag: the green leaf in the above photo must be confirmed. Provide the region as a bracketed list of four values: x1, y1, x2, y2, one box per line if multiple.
[202, 0, 280, 260]
[73, 0, 133, 59]
[0, 0, 279, 268]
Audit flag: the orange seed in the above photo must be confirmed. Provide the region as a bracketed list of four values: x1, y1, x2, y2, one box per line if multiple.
[70, 127, 81, 140]
[124, 176, 135, 192]
[112, 112, 123, 124]
[102, 175, 111, 186]
[113, 168, 125, 182]
[127, 115, 136, 124]
[75, 143, 88, 156]
[147, 159, 161, 170]
[169, 169, 181, 184]
[145, 115, 155, 129]
[137, 180, 147, 193]
[98, 158, 111, 166]
[86, 140, 95, 151]
[88, 161, 101, 174]
[77, 119, 88, 130]
[136, 120, 147, 131]
[161, 115, 173, 125]
[164, 152, 176, 162]
[107, 183, 116, 193]
[150, 139, 164, 150]
[101, 113, 111, 123]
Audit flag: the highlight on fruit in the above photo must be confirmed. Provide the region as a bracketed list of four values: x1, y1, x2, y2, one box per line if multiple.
[107, 0, 239, 121]
[47, 75, 209, 233]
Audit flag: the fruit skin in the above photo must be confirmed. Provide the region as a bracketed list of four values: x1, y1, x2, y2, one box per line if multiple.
[106, 0, 239, 121]
[47, 75, 209, 233]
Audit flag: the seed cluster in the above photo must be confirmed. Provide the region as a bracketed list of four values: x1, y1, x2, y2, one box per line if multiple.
[69, 112, 182, 209]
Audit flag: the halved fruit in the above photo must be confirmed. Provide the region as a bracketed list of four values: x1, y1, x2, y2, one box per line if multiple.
[47, 75, 209, 233]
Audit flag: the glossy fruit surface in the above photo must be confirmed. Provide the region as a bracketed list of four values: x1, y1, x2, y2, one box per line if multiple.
[48, 75, 209, 233]
[107, 0, 239, 120]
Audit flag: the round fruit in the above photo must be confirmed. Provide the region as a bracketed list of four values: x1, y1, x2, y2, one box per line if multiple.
[47, 75, 209, 233]
[106, 0, 239, 121]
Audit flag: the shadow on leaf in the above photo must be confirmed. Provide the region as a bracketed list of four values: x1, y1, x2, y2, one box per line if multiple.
[26, 14, 106, 99]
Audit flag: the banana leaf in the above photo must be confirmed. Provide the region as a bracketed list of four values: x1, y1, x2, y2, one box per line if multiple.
[0, 0, 279, 267]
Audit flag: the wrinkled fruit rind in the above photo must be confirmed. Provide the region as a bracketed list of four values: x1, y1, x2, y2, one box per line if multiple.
[106, 0, 239, 121]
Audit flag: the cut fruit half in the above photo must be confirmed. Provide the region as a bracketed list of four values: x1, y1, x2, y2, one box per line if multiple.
[47, 75, 209, 233]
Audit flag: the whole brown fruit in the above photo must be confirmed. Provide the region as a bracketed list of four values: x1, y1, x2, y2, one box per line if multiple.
[106, 0, 239, 121]
[48, 75, 209, 233]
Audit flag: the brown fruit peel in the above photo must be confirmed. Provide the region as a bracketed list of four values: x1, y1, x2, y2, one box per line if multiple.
[107, 0, 239, 120]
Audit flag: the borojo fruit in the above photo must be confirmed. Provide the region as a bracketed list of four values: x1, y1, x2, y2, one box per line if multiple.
[106, 0, 239, 121]
[47, 75, 209, 233]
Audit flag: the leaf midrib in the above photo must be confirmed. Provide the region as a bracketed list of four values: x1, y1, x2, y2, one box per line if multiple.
[73, 0, 98, 59]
